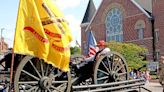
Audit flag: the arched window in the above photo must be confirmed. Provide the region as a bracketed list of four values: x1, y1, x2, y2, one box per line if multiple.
[135, 20, 145, 40]
[105, 8, 123, 42]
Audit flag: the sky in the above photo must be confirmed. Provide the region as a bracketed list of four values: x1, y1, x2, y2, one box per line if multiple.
[0, 0, 102, 48]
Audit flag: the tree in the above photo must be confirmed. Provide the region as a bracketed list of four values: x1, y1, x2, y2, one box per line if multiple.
[70, 46, 81, 55]
[106, 41, 148, 69]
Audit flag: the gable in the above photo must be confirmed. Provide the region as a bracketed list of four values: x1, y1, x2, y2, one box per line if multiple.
[90, 0, 152, 25]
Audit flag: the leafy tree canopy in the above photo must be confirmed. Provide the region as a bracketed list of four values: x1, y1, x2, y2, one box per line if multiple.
[70, 46, 81, 55]
[106, 41, 148, 69]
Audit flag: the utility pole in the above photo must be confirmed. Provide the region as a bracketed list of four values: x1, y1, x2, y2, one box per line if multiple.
[1, 28, 4, 53]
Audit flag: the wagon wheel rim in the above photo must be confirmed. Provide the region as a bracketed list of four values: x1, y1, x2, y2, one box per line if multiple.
[14, 56, 71, 92]
[94, 51, 129, 84]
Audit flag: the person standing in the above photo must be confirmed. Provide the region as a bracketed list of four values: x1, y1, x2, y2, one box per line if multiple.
[145, 69, 151, 83]
[158, 56, 164, 92]
[76, 40, 110, 68]
[72, 40, 110, 84]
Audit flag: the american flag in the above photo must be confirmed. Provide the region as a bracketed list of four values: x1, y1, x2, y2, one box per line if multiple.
[76, 40, 81, 48]
[87, 31, 97, 57]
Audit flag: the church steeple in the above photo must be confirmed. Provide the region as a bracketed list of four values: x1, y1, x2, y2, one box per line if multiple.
[81, 0, 96, 24]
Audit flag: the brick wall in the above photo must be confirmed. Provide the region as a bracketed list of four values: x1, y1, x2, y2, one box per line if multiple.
[153, 0, 164, 57]
[0, 38, 8, 53]
[81, 0, 154, 61]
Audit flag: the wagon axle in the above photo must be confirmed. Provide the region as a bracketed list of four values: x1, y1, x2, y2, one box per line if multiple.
[39, 76, 53, 90]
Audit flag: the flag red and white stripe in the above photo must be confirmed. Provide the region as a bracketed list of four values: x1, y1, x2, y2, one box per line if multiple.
[88, 45, 97, 57]
[87, 31, 97, 57]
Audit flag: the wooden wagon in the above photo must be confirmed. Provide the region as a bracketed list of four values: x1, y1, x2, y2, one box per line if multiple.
[0, 50, 129, 92]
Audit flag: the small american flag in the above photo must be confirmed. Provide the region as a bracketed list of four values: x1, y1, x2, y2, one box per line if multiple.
[87, 31, 97, 57]
[76, 40, 81, 48]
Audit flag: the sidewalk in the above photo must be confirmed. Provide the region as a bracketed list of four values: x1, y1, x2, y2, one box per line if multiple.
[140, 80, 163, 92]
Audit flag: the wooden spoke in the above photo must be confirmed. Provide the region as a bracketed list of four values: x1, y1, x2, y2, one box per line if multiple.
[97, 69, 109, 75]
[115, 77, 121, 81]
[18, 81, 38, 84]
[26, 86, 37, 92]
[111, 61, 115, 71]
[22, 70, 40, 81]
[71, 77, 78, 83]
[104, 80, 109, 83]
[97, 76, 109, 81]
[107, 57, 112, 71]
[116, 64, 125, 73]
[40, 60, 44, 77]
[118, 72, 127, 76]
[35, 87, 39, 92]
[113, 58, 121, 71]
[52, 80, 68, 84]
[51, 86, 63, 92]
[29, 60, 42, 78]
[101, 61, 110, 73]
[56, 83, 67, 91]
[111, 54, 116, 71]
[47, 88, 51, 92]
[45, 64, 49, 76]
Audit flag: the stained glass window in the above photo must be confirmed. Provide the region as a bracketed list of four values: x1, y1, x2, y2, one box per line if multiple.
[105, 8, 123, 42]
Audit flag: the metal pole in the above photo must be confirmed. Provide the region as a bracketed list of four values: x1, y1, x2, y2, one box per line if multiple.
[0, 28, 4, 53]
[150, 17, 156, 62]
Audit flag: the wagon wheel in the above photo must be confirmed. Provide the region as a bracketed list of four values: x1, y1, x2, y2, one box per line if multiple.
[94, 51, 129, 84]
[14, 56, 71, 92]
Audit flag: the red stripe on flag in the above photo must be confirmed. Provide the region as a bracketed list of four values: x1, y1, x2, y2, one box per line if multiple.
[89, 52, 95, 56]
[24, 27, 49, 43]
[89, 45, 97, 57]
[89, 47, 96, 53]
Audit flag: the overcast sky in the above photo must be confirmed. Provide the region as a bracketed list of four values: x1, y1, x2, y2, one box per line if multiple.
[0, 0, 102, 47]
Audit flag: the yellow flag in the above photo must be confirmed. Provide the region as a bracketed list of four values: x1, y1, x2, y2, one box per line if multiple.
[14, 0, 73, 72]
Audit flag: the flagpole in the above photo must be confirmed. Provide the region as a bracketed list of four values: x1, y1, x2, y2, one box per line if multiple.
[9, 0, 21, 91]
[9, 49, 15, 91]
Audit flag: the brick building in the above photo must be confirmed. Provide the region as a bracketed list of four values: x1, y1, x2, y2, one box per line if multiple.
[0, 37, 8, 53]
[81, 0, 163, 62]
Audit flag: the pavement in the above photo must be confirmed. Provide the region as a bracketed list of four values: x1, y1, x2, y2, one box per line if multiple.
[138, 79, 163, 92]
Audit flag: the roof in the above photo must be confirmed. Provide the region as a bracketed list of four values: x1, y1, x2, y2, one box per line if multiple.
[82, 0, 152, 32]
[131, 0, 152, 19]
[134, 0, 152, 13]
[81, 0, 96, 23]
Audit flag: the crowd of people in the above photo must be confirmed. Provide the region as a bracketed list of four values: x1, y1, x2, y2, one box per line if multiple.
[159, 56, 164, 92]
[129, 68, 151, 83]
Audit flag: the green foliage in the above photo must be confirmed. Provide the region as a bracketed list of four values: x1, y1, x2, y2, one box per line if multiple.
[106, 41, 148, 69]
[70, 46, 81, 55]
